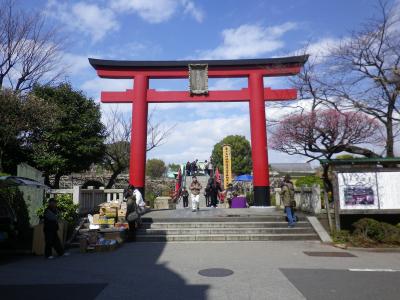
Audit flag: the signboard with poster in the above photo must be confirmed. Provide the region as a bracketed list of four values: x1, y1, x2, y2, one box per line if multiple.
[335, 170, 400, 213]
[337, 172, 379, 210]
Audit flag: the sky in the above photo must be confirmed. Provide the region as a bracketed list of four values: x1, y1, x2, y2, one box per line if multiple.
[23, 0, 398, 165]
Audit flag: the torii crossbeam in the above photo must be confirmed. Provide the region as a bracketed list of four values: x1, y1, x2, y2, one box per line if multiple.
[89, 56, 308, 206]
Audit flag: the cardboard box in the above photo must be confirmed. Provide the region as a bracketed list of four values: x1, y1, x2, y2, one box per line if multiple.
[94, 243, 119, 252]
[100, 207, 118, 218]
[102, 230, 127, 243]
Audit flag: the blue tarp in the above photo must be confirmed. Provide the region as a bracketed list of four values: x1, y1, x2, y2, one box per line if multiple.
[233, 174, 253, 182]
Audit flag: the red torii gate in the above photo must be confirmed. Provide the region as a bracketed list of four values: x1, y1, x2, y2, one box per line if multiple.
[89, 56, 308, 206]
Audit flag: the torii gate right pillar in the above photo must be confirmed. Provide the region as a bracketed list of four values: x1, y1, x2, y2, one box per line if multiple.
[249, 72, 270, 206]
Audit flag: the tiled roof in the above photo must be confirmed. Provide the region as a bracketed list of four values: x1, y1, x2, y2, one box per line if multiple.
[270, 163, 314, 173]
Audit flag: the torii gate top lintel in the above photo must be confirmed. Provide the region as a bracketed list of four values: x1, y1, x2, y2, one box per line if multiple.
[88, 55, 308, 104]
[89, 55, 308, 206]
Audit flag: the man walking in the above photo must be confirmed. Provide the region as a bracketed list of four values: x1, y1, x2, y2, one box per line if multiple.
[186, 161, 191, 176]
[280, 174, 296, 227]
[43, 198, 68, 259]
[209, 177, 222, 208]
[204, 177, 213, 207]
[191, 159, 198, 176]
[189, 176, 202, 212]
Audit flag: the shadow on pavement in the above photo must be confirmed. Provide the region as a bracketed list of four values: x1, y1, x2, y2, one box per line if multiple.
[0, 283, 107, 300]
[0, 241, 209, 300]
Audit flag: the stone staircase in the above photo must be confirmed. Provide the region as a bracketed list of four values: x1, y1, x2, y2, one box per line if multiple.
[176, 174, 209, 209]
[136, 214, 319, 242]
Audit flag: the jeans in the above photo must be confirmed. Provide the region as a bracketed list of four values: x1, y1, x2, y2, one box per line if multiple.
[285, 206, 296, 226]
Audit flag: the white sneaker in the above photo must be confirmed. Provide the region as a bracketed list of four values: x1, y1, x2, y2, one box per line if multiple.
[47, 256, 55, 260]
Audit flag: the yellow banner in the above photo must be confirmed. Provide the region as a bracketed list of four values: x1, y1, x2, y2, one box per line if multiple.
[222, 144, 232, 189]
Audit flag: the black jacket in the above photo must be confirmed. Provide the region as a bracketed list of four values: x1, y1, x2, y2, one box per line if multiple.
[43, 207, 59, 232]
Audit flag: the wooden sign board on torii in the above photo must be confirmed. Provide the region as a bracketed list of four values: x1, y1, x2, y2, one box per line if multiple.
[89, 56, 308, 206]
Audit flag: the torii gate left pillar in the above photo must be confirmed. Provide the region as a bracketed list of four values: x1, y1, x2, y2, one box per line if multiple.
[89, 56, 308, 205]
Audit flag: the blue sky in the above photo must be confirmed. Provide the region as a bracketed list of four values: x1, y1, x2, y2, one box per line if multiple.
[25, 0, 397, 164]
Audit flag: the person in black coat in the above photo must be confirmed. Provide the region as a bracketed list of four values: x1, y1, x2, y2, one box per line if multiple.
[186, 161, 191, 176]
[209, 177, 222, 208]
[181, 187, 189, 208]
[43, 198, 66, 259]
[124, 185, 141, 241]
[205, 177, 213, 207]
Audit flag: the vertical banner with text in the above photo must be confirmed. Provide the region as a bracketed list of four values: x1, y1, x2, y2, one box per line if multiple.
[222, 144, 232, 189]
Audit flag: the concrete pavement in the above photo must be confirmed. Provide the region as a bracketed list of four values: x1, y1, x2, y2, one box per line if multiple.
[1, 241, 400, 299]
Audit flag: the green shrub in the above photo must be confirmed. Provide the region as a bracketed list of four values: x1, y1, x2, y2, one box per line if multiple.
[295, 175, 323, 189]
[37, 194, 78, 225]
[246, 191, 254, 206]
[352, 218, 400, 246]
[332, 230, 351, 244]
[270, 193, 276, 206]
[145, 191, 157, 208]
[0, 188, 30, 233]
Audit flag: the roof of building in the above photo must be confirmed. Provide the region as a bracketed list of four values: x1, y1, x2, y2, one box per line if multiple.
[319, 157, 400, 165]
[270, 163, 315, 174]
[88, 55, 308, 70]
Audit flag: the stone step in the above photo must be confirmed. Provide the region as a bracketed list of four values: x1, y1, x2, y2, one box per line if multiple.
[142, 221, 311, 229]
[137, 227, 315, 235]
[141, 216, 306, 223]
[135, 233, 319, 242]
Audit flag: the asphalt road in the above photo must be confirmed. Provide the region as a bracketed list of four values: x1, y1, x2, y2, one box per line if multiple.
[0, 241, 400, 299]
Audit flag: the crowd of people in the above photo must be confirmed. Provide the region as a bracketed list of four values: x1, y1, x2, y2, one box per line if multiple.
[185, 158, 214, 177]
[41, 173, 297, 259]
[180, 175, 237, 211]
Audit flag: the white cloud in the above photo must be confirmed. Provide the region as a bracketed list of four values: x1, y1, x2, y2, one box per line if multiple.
[110, 0, 203, 23]
[62, 52, 91, 75]
[148, 115, 250, 162]
[182, 0, 204, 22]
[147, 107, 310, 164]
[196, 22, 297, 59]
[304, 37, 342, 63]
[81, 77, 133, 103]
[46, 1, 119, 42]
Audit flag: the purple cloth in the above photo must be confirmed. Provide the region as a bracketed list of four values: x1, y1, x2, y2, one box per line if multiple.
[231, 196, 247, 208]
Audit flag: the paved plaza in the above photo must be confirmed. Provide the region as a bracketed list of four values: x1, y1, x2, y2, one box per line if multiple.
[1, 240, 400, 299]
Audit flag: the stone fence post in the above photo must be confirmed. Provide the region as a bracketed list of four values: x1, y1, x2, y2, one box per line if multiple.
[73, 185, 81, 205]
[311, 184, 321, 214]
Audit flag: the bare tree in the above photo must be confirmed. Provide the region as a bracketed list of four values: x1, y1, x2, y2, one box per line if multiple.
[0, 0, 64, 92]
[326, 0, 400, 157]
[103, 107, 175, 188]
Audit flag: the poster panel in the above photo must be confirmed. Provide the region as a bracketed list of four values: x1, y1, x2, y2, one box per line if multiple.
[376, 172, 400, 209]
[338, 172, 379, 210]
